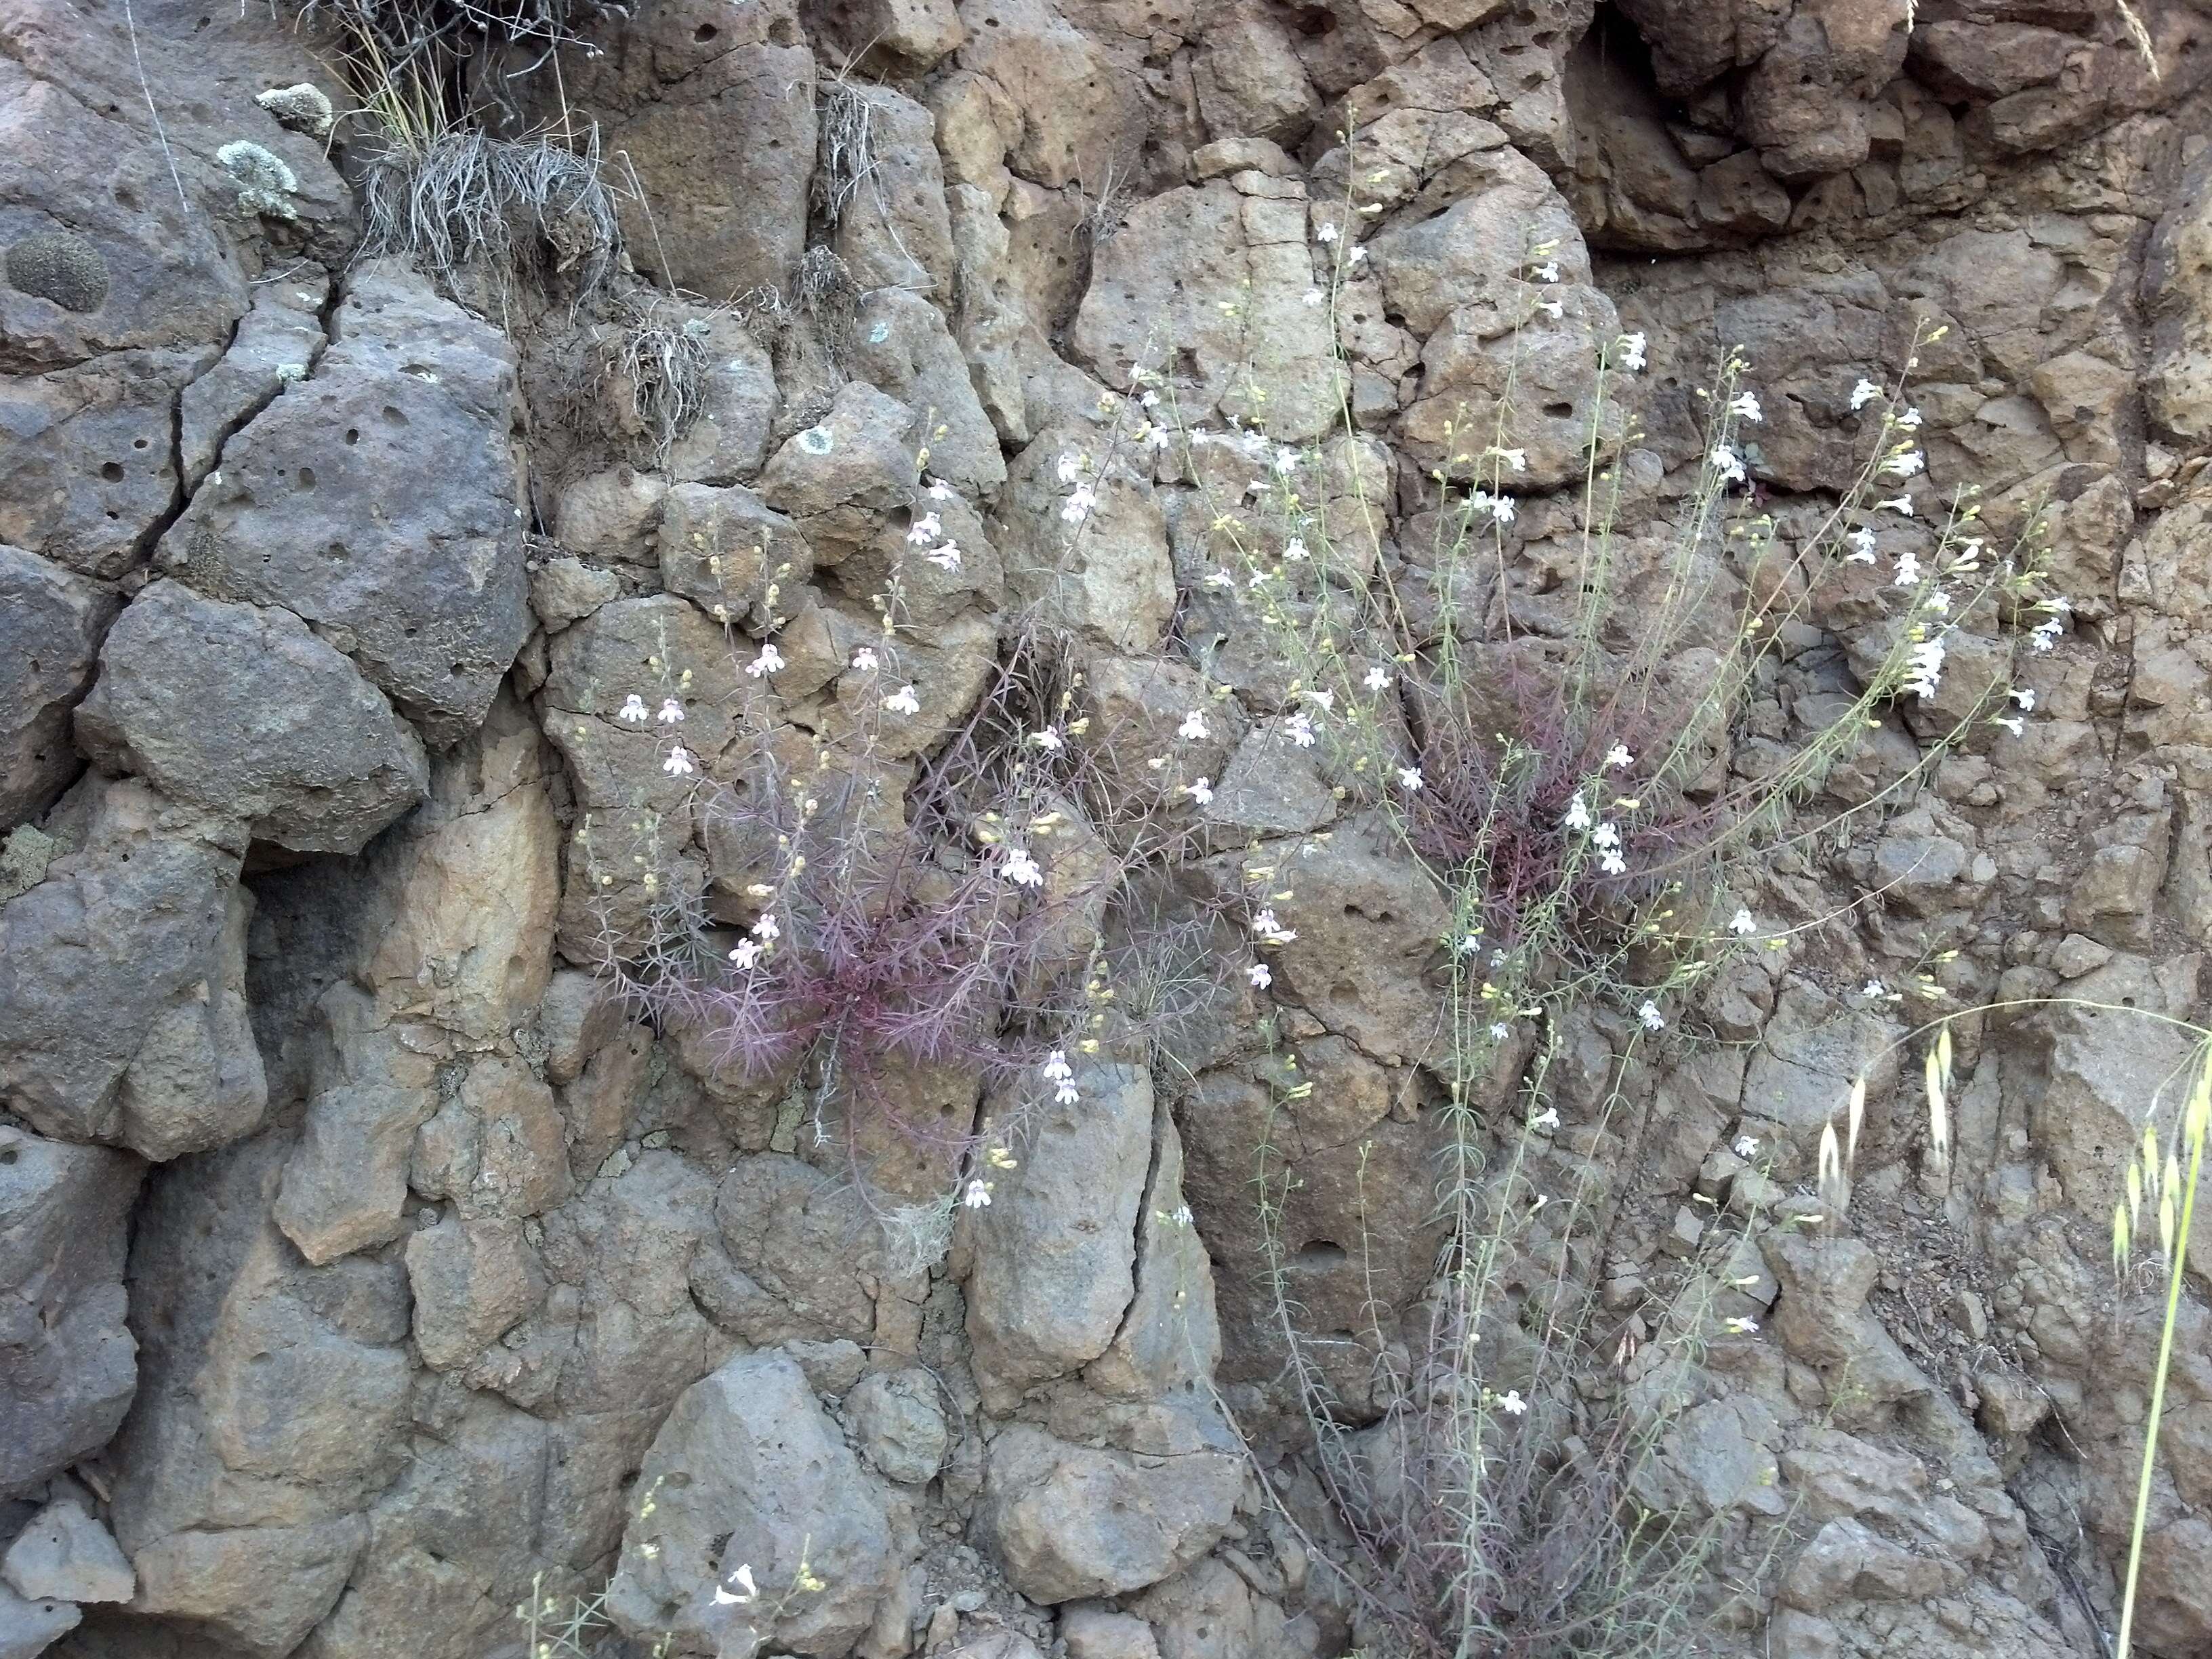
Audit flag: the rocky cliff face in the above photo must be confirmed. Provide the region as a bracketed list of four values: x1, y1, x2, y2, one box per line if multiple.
[5, 1, 2212, 1657]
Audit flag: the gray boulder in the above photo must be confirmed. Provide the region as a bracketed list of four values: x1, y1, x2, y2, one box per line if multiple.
[0, 1127, 141, 1499]
[0, 545, 117, 827]
[155, 268, 529, 746]
[75, 579, 428, 854]
[966, 1057, 1153, 1406]
[0, 775, 250, 1149]
[0, 1581, 79, 1659]
[844, 1368, 949, 1486]
[1, 1498, 135, 1603]
[605, 1350, 904, 1657]
[975, 1423, 1242, 1603]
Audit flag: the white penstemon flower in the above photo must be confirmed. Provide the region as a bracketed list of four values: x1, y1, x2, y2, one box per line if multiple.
[1728, 907, 1756, 937]
[852, 647, 879, 672]
[2009, 687, 2036, 712]
[884, 683, 922, 716]
[1845, 526, 1878, 563]
[1850, 377, 1880, 411]
[1637, 1000, 1665, 1032]
[1493, 1389, 1529, 1416]
[619, 693, 650, 723]
[1247, 961, 1271, 989]
[1364, 666, 1393, 691]
[1285, 712, 1316, 748]
[1733, 1134, 1760, 1159]
[712, 1564, 758, 1607]
[1042, 1048, 1080, 1105]
[1184, 777, 1214, 807]
[1710, 443, 1747, 485]
[1729, 391, 1763, 423]
[1178, 710, 1210, 741]
[1563, 793, 1592, 832]
[1883, 449, 1925, 478]
[747, 644, 784, 678]
[922, 542, 963, 573]
[1282, 537, 1311, 562]
[1605, 743, 1632, 769]
[657, 698, 684, 724]
[1471, 489, 1517, 525]
[1061, 483, 1099, 525]
[1396, 766, 1424, 793]
[726, 938, 765, 970]
[907, 511, 942, 544]
[1904, 634, 1946, 699]
[1618, 332, 1647, 371]
[1893, 550, 1921, 587]
[1002, 846, 1044, 888]
[1250, 907, 1297, 946]
[963, 1179, 993, 1210]
[662, 746, 697, 777]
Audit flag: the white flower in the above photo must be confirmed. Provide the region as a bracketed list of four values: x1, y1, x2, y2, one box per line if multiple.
[926, 478, 954, 501]
[1177, 709, 1211, 742]
[922, 543, 963, 572]
[747, 644, 784, 678]
[1904, 634, 1946, 699]
[1591, 821, 1620, 851]
[1893, 550, 1921, 587]
[1056, 451, 1084, 485]
[2030, 615, 2064, 651]
[852, 647, 880, 672]
[1143, 424, 1172, 453]
[1282, 538, 1311, 562]
[2010, 687, 2036, 711]
[712, 1564, 758, 1607]
[1850, 377, 1880, 411]
[1397, 766, 1424, 792]
[907, 511, 942, 544]
[1598, 849, 1627, 876]
[1725, 1317, 1759, 1336]
[1729, 907, 1756, 937]
[1530, 1107, 1561, 1132]
[1316, 222, 1338, 244]
[1250, 907, 1296, 945]
[1535, 298, 1563, 320]
[884, 683, 922, 716]
[1862, 979, 1887, 999]
[1061, 483, 1098, 524]
[1563, 794, 1592, 832]
[619, 693, 650, 723]
[1494, 1389, 1529, 1416]
[1471, 489, 1516, 525]
[1303, 287, 1324, 308]
[657, 698, 684, 724]
[1618, 332, 1647, 371]
[1490, 1022, 1511, 1041]
[1285, 712, 1316, 748]
[1139, 389, 1159, 409]
[1878, 495, 1916, 516]
[1605, 743, 1632, 769]
[1532, 261, 1560, 283]
[662, 745, 697, 777]
[1897, 407, 1923, 430]
[1002, 846, 1044, 888]
[1042, 1049, 1074, 1084]
[1883, 449, 1925, 478]
[1203, 568, 1234, 590]
[962, 1180, 992, 1210]
[1637, 1000, 1665, 1031]
[1710, 443, 1747, 485]
[1364, 666, 1393, 691]
[1348, 244, 1366, 264]
[1730, 392, 1763, 424]
[1733, 1135, 1760, 1158]
[751, 913, 779, 942]
[726, 938, 765, 970]
[1924, 589, 1950, 615]
[1992, 714, 2024, 737]
[1248, 962, 1271, 989]
[1490, 446, 1528, 472]
[1303, 687, 1336, 714]
[1845, 527, 1878, 562]
[1030, 727, 1065, 753]
[1185, 776, 1214, 806]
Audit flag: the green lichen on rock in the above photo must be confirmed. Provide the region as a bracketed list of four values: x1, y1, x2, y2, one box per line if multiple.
[5, 230, 110, 313]
[0, 824, 57, 903]
[254, 82, 335, 138]
[216, 139, 300, 220]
